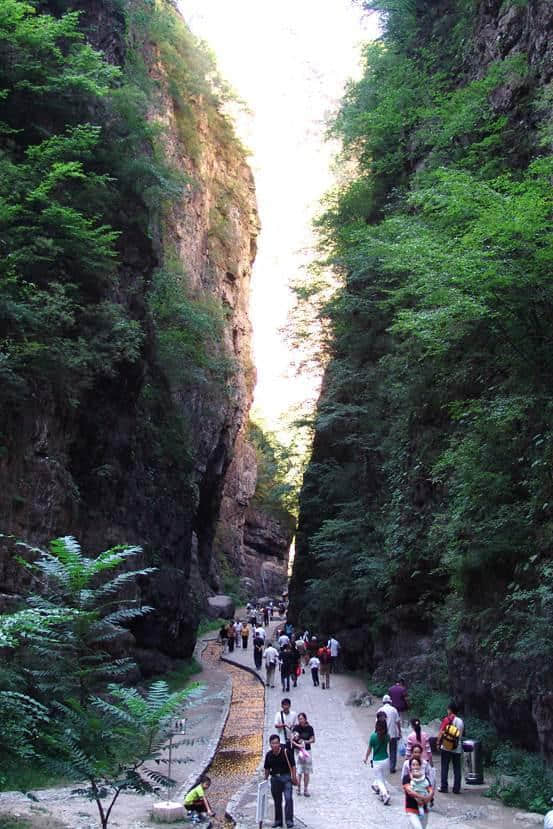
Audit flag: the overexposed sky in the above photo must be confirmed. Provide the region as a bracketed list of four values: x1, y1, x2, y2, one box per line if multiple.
[179, 1, 379, 432]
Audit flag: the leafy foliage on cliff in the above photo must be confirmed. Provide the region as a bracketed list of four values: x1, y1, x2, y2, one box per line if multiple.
[291, 0, 553, 714]
[0, 0, 249, 528]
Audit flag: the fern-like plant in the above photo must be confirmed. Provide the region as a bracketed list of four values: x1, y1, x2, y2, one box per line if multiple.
[43, 681, 202, 829]
[13, 536, 156, 705]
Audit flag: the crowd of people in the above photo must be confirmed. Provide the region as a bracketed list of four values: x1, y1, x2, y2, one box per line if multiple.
[364, 679, 465, 828]
[190, 609, 465, 829]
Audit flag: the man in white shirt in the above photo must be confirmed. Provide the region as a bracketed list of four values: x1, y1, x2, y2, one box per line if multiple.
[274, 697, 298, 747]
[377, 694, 402, 773]
[327, 636, 340, 672]
[256, 625, 266, 642]
[263, 641, 279, 688]
[278, 631, 290, 648]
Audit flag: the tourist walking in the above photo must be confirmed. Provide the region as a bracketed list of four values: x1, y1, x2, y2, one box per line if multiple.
[364, 719, 391, 805]
[401, 743, 436, 795]
[406, 718, 433, 763]
[327, 635, 340, 672]
[264, 734, 296, 828]
[291, 712, 315, 796]
[241, 621, 250, 650]
[234, 619, 242, 648]
[280, 644, 294, 693]
[389, 677, 409, 726]
[219, 623, 228, 653]
[308, 653, 320, 686]
[264, 606, 270, 626]
[253, 632, 264, 670]
[437, 702, 464, 794]
[377, 694, 402, 773]
[402, 755, 433, 828]
[227, 621, 235, 653]
[274, 697, 298, 748]
[264, 641, 279, 687]
[318, 644, 331, 689]
[290, 641, 301, 687]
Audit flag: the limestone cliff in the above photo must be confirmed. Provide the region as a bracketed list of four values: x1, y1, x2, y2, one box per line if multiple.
[290, 0, 553, 755]
[0, 0, 258, 669]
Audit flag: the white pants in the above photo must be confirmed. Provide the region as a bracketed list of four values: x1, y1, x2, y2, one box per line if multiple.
[407, 812, 428, 829]
[372, 758, 389, 797]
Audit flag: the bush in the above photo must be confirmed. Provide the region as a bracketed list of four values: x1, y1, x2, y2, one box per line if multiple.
[488, 743, 553, 814]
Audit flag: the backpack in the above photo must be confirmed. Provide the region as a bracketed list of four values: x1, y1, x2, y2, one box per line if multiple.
[441, 719, 461, 751]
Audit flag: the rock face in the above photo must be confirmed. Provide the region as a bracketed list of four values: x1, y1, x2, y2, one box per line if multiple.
[290, 0, 553, 755]
[212, 435, 294, 599]
[0, 0, 260, 668]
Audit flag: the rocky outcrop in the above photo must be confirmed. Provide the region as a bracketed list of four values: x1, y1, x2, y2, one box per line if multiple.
[212, 434, 294, 600]
[242, 507, 294, 597]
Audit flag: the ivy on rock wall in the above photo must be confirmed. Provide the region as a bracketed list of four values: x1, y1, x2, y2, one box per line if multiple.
[290, 0, 553, 738]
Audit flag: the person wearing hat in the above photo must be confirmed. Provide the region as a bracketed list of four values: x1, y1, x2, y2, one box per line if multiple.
[377, 694, 402, 773]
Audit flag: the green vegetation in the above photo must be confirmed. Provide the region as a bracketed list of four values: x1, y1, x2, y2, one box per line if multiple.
[0, 536, 201, 828]
[0, 0, 248, 495]
[290, 0, 553, 775]
[489, 743, 553, 813]
[248, 419, 299, 520]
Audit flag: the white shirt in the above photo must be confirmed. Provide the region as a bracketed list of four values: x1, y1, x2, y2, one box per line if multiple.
[256, 627, 266, 641]
[378, 703, 401, 739]
[263, 645, 279, 666]
[308, 656, 320, 670]
[274, 708, 298, 744]
[278, 634, 290, 647]
[327, 638, 340, 657]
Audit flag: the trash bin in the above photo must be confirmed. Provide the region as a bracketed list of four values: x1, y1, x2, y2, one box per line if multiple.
[462, 739, 484, 785]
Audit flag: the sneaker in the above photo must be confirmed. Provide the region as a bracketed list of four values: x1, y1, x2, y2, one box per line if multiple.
[438, 787, 448, 793]
[371, 782, 379, 794]
[303, 791, 310, 797]
[383, 794, 391, 806]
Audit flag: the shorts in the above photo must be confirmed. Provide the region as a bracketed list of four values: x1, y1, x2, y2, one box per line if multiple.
[296, 753, 313, 774]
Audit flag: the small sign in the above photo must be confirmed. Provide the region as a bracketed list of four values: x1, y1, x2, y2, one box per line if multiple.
[256, 780, 269, 824]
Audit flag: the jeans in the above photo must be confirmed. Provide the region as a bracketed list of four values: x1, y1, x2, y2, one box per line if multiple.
[281, 671, 290, 692]
[311, 667, 319, 686]
[440, 749, 461, 792]
[270, 773, 293, 826]
[389, 737, 398, 772]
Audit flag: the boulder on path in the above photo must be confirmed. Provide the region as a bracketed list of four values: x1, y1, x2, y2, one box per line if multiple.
[207, 595, 235, 619]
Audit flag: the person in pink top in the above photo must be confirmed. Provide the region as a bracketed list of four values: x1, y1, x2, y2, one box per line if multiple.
[406, 718, 432, 763]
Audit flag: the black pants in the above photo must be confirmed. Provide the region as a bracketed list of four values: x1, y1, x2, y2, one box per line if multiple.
[388, 737, 398, 772]
[228, 637, 234, 652]
[441, 749, 461, 792]
[311, 667, 319, 686]
[281, 670, 290, 691]
[270, 773, 293, 826]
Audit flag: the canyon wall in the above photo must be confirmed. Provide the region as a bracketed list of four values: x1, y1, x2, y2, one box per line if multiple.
[0, 0, 271, 670]
[290, 0, 553, 755]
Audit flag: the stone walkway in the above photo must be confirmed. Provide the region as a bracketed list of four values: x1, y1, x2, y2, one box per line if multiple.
[222, 627, 540, 829]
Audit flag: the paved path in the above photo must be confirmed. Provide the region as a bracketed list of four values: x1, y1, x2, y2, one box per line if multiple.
[223, 626, 536, 829]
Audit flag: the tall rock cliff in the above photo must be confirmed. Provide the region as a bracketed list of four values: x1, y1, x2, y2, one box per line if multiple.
[0, 0, 259, 669]
[290, 0, 553, 755]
